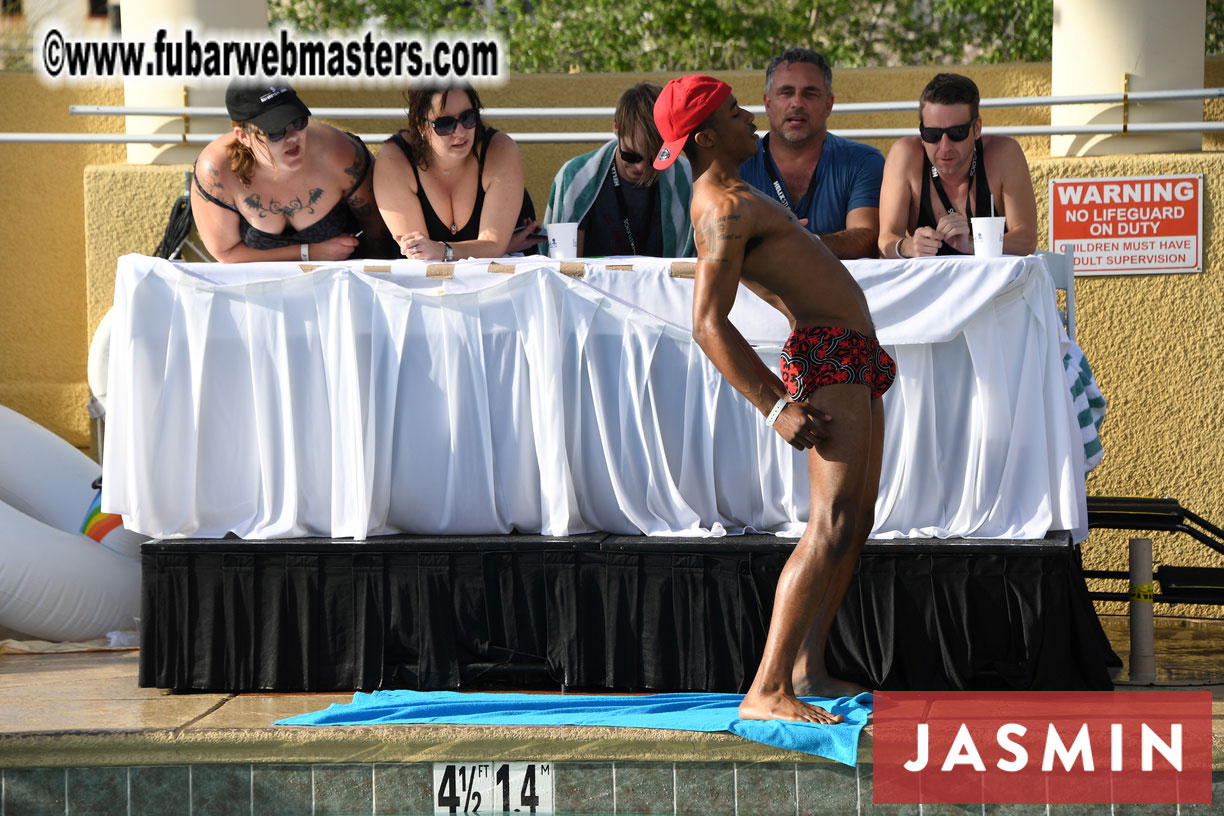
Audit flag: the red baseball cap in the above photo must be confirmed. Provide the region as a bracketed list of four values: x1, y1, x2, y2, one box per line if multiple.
[652, 74, 732, 170]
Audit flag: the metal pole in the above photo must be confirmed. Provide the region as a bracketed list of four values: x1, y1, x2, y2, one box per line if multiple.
[6, 122, 1224, 145]
[1128, 537, 1156, 683]
[66, 87, 1224, 119]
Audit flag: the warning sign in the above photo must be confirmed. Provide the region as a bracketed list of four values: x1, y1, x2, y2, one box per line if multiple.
[1049, 174, 1202, 275]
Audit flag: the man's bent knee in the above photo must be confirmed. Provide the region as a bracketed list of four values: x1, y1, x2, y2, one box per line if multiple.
[808, 497, 861, 558]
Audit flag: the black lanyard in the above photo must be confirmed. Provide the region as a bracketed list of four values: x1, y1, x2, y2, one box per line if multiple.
[929, 139, 979, 219]
[761, 133, 820, 216]
[609, 160, 655, 255]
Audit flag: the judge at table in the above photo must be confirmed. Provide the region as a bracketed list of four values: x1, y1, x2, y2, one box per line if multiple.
[878, 73, 1037, 258]
[544, 82, 694, 258]
[191, 80, 395, 263]
[375, 83, 543, 262]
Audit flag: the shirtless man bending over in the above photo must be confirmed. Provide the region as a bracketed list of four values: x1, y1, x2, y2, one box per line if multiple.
[652, 75, 894, 723]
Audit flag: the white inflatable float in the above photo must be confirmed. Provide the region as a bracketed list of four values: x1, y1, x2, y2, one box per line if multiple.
[0, 337, 144, 640]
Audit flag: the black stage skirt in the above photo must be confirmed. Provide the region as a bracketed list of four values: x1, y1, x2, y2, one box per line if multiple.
[139, 533, 1117, 693]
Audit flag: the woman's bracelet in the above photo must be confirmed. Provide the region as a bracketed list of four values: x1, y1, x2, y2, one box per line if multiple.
[300, 243, 310, 262]
[894, 238, 907, 259]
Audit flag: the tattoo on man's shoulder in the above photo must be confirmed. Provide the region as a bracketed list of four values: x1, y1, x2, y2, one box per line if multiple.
[714, 215, 743, 242]
[243, 187, 325, 219]
[347, 194, 374, 217]
[695, 214, 741, 263]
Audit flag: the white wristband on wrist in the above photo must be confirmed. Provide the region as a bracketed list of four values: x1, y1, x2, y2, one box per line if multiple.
[894, 238, 906, 259]
[300, 244, 310, 262]
[765, 397, 788, 428]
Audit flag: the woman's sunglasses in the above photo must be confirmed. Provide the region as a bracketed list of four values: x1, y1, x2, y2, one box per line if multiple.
[618, 146, 646, 165]
[262, 116, 309, 143]
[429, 108, 480, 136]
[918, 121, 974, 144]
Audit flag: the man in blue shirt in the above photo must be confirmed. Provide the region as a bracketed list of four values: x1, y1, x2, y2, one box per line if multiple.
[740, 49, 884, 259]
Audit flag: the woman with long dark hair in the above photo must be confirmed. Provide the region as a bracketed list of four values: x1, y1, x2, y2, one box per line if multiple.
[374, 84, 542, 261]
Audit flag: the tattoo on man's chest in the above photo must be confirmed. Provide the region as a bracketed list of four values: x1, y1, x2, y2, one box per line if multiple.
[243, 188, 325, 219]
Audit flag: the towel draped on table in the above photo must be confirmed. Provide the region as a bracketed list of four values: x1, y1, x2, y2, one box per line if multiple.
[543, 139, 695, 258]
[1064, 346, 1106, 473]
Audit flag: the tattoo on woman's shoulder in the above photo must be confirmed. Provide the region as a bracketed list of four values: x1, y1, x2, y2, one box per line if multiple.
[344, 139, 369, 184]
[199, 160, 225, 197]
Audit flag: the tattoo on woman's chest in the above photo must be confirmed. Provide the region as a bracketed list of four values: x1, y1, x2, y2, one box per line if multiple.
[243, 188, 325, 219]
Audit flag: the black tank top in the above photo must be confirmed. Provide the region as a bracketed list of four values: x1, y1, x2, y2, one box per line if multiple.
[916, 138, 997, 256]
[384, 127, 535, 245]
[192, 132, 370, 251]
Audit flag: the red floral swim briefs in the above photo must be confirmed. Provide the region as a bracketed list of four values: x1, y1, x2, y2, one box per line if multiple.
[779, 326, 896, 401]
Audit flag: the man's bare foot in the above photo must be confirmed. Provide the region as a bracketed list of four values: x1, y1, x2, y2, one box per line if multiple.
[739, 688, 845, 723]
[791, 672, 869, 700]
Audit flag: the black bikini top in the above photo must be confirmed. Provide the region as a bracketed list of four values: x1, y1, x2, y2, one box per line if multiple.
[384, 127, 534, 244]
[192, 132, 370, 251]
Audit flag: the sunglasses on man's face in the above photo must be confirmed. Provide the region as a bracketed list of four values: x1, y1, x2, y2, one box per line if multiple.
[264, 116, 309, 143]
[429, 108, 479, 136]
[918, 121, 974, 144]
[618, 145, 646, 165]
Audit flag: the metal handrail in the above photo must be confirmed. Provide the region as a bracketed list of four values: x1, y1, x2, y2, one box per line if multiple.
[62, 87, 1224, 119]
[3, 121, 1222, 145]
[0, 87, 1216, 145]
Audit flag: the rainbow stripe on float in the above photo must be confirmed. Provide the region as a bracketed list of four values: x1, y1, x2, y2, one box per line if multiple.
[80, 489, 123, 542]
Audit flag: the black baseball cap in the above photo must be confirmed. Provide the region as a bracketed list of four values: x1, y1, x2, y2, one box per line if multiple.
[225, 80, 311, 133]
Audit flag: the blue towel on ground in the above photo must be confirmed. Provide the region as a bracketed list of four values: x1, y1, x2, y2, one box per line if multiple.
[276, 690, 872, 767]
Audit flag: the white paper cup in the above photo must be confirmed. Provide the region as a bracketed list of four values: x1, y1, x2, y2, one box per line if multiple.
[971, 216, 1006, 257]
[545, 222, 579, 259]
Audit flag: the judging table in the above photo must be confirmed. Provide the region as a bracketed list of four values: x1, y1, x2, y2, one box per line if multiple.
[104, 253, 1091, 543]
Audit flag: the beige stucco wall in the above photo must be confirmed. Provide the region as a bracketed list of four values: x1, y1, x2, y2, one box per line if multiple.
[7, 59, 1224, 613]
[0, 76, 123, 446]
[1029, 152, 1224, 616]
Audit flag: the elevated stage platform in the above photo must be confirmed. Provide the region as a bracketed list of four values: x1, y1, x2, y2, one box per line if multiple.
[140, 532, 1116, 694]
[119, 255, 1111, 695]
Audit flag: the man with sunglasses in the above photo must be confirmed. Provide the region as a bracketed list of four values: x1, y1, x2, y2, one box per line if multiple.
[878, 73, 1037, 257]
[739, 49, 885, 260]
[544, 82, 694, 257]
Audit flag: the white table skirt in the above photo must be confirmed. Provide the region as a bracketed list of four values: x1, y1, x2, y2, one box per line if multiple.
[103, 253, 1088, 542]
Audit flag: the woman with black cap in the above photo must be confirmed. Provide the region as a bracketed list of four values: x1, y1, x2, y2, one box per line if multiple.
[191, 80, 395, 262]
